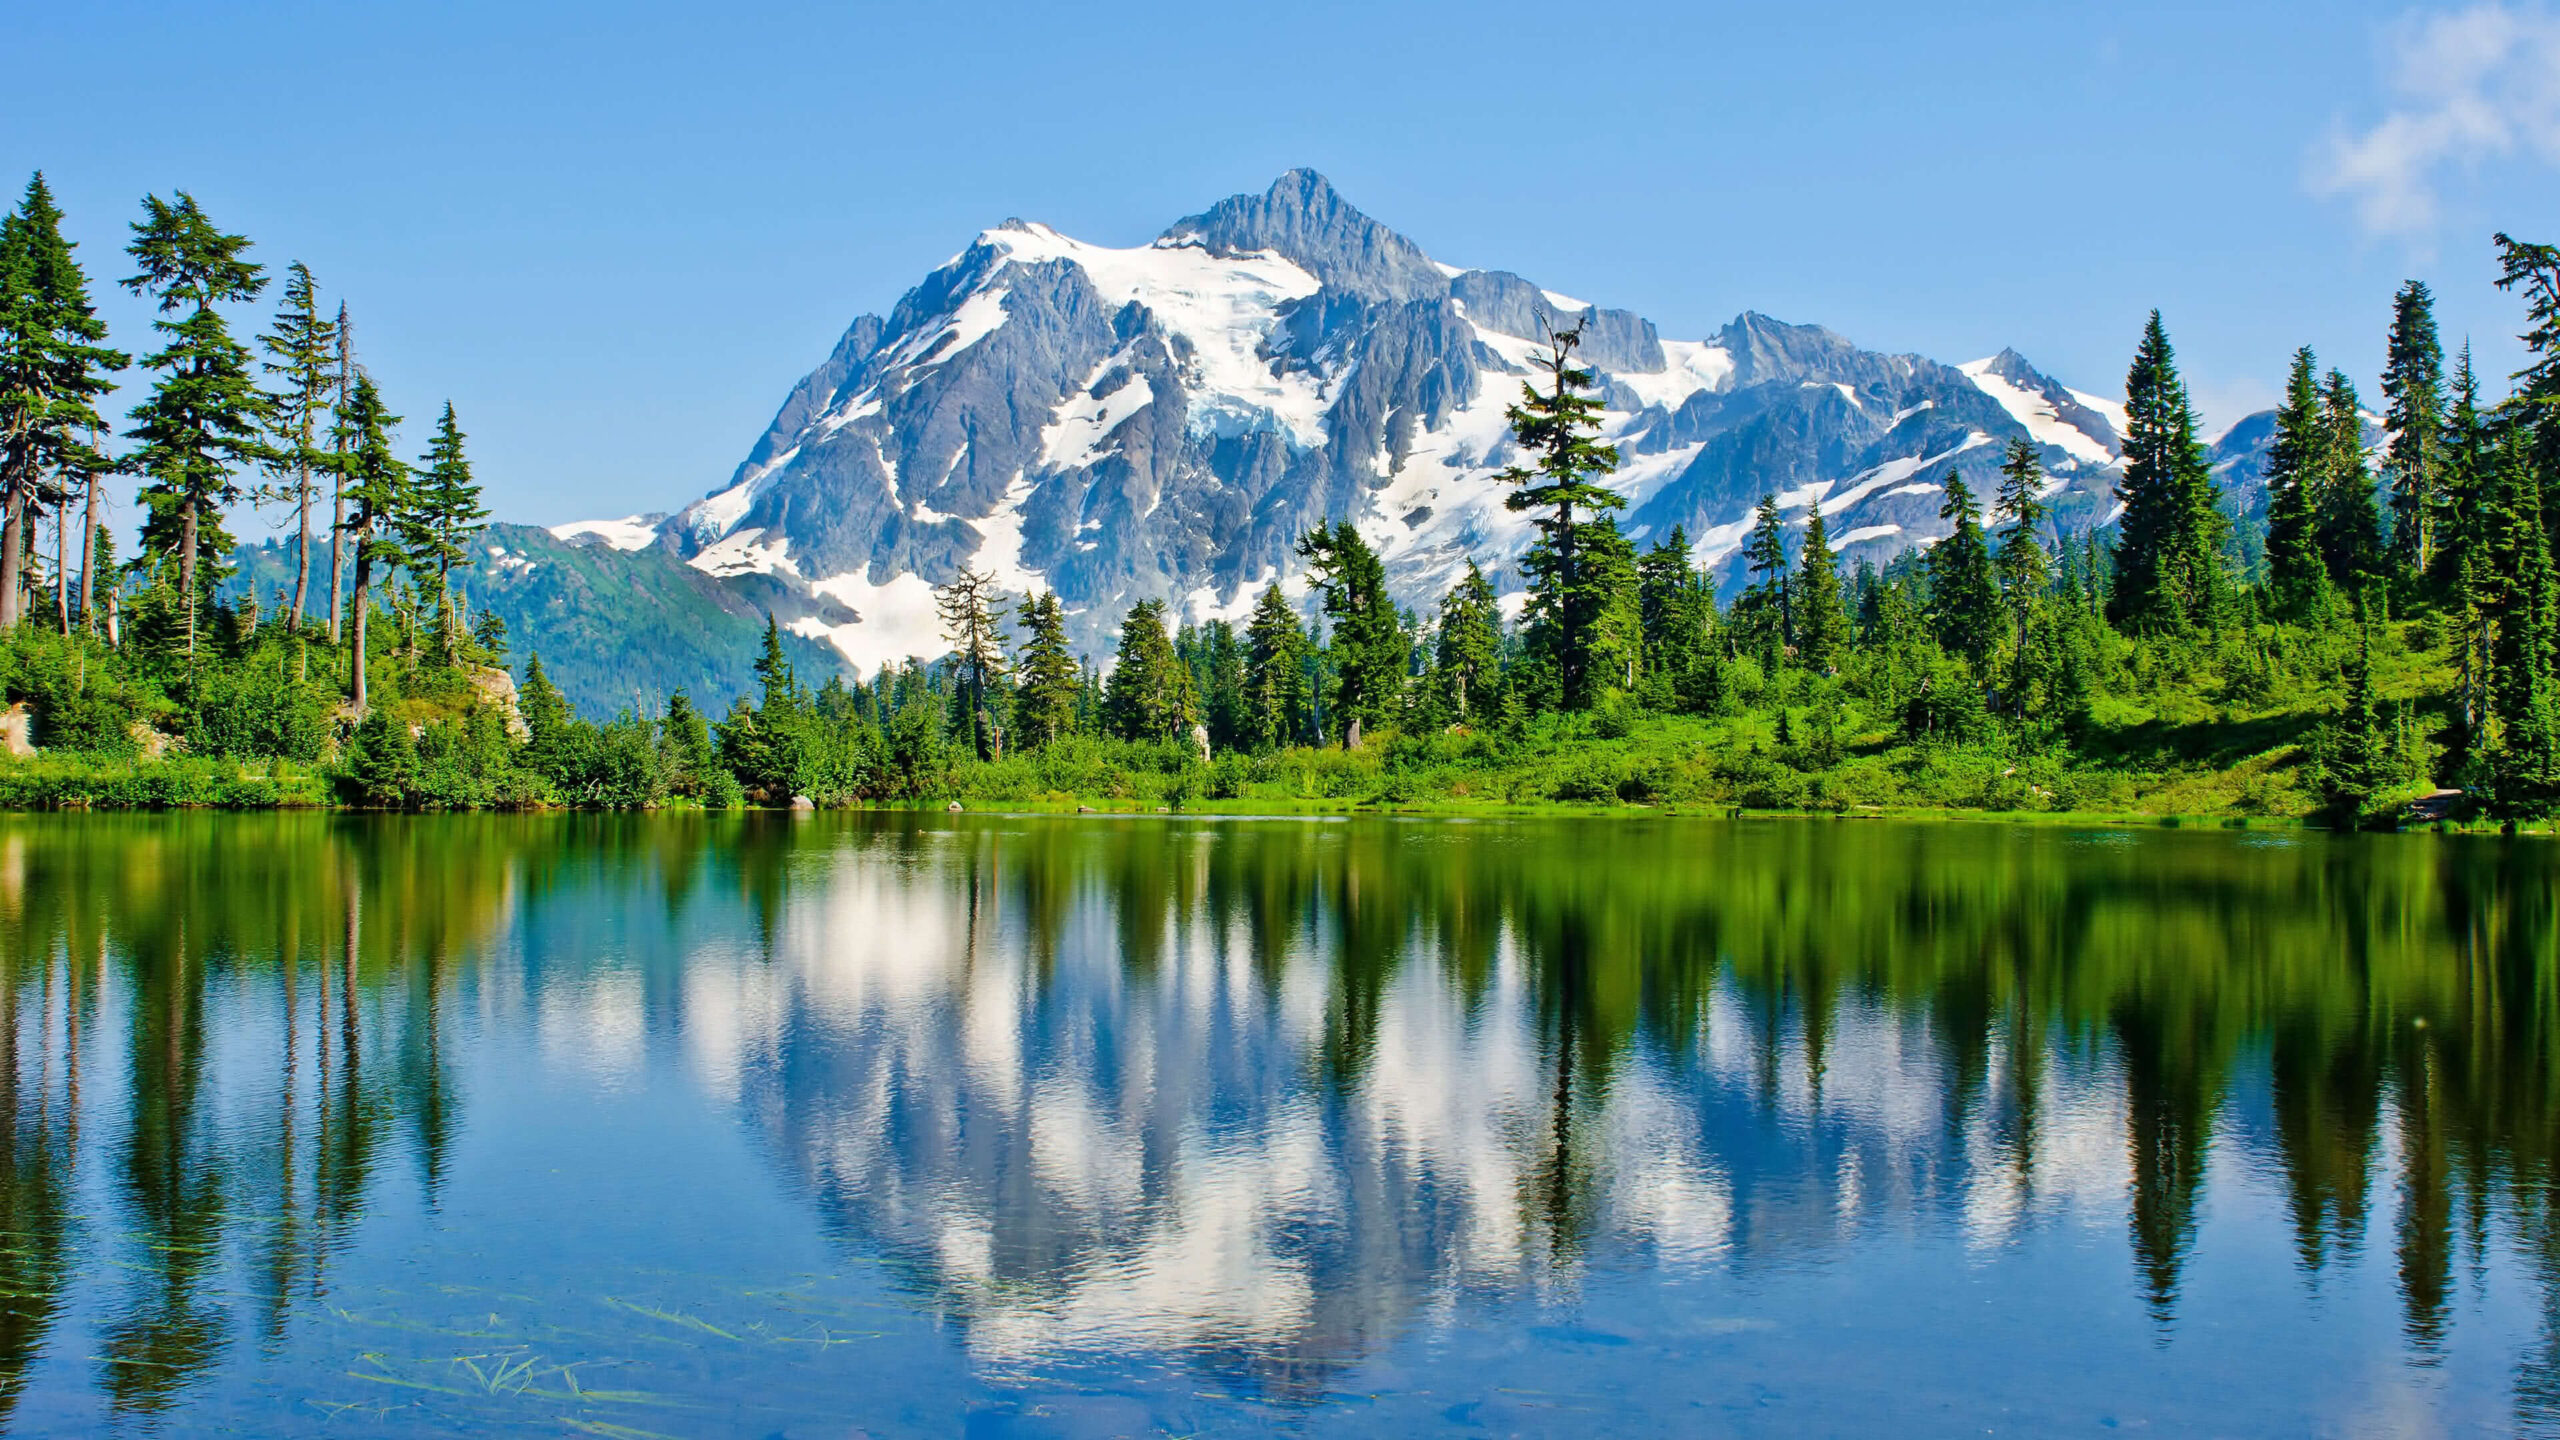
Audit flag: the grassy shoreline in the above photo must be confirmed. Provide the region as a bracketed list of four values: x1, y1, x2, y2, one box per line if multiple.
[1, 753, 2538, 835]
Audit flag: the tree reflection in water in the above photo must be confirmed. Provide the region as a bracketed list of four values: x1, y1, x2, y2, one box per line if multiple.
[0, 813, 2548, 1431]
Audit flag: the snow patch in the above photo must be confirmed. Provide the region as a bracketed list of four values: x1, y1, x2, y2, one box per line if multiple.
[969, 471, 1048, 598]
[689, 528, 798, 579]
[1812, 433, 1995, 517]
[800, 570, 952, 675]
[548, 515, 661, 552]
[1959, 359, 2115, 466]
[2064, 387, 2131, 443]
[1040, 373, 1156, 470]
[884, 288, 1010, 371]
[816, 392, 882, 436]
[1613, 340, 1733, 410]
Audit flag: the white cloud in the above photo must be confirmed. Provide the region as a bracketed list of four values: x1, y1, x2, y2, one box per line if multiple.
[2310, 4, 2560, 237]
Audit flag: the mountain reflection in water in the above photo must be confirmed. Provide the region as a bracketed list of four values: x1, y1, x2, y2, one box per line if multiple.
[0, 812, 2552, 1435]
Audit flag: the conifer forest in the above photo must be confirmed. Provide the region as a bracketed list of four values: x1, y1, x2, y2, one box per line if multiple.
[7, 173, 2560, 828]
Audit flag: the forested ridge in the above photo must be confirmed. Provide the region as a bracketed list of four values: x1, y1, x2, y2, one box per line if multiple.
[5, 172, 2560, 825]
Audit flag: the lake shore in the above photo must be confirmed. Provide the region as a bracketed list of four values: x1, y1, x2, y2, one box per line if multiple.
[0, 754, 2536, 834]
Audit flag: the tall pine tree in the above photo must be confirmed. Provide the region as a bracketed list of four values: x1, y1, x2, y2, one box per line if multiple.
[1497, 320, 1623, 708]
[119, 192, 270, 659]
[934, 568, 1006, 761]
[1296, 521, 1405, 743]
[1242, 583, 1313, 749]
[333, 372, 407, 713]
[2263, 346, 2332, 616]
[1993, 438, 2054, 698]
[406, 401, 487, 651]
[2491, 233, 2560, 500]
[328, 301, 352, 643]
[0, 174, 126, 634]
[1794, 502, 1849, 672]
[2317, 369, 2382, 590]
[2441, 347, 2496, 752]
[1434, 560, 1503, 725]
[1010, 591, 1080, 751]
[2111, 312, 2224, 632]
[1738, 492, 1789, 663]
[2487, 444, 2560, 818]
[2381, 280, 2446, 582]
[257, 261, 336, 634]
[1105, 599, 1193, 742]
[1928, 471, 2001, 676]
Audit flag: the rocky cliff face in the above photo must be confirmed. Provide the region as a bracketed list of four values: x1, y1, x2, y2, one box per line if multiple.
[583, 170, 2163, 669]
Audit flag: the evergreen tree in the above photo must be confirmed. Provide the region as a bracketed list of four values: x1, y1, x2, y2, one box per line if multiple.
[1994, 438, 2054, 698]
[1927, 471, 2000, 676]
[2492, 233, 2560, 491]
[1794, 502, 1849, 673]
[2111, 312, 2224, 632]
[1009, 591, 1079, 751]
[1575, 516, 1644, 695]
[2314, 618, 2393, 822]
[659, 689, 718, 798]
[1434, 560, 1504, 724]
[1636, 526, 1702, 676]
[332, 372, 407, 713]
[256, 261, 335, 633]
[2317, 369, 2382, 589]
[934, 568, 1006, 761]
[752, 613, 800, 717]
[0, 174, 126, 634]
[328, 302, 352, 643]
[407, 402, 487, 651]
[1497, 320, 1624, 708]
[1738, 492, 1789, 662]
[517, 652, 576, 778]
[2263, 346, 2332, 616]
[2441, 348, 2496, 753]
[1242, 583, 1313, 749]
[1187, 619, 1247, 752]
[2381, 280, 2447, 582]
[348, 706, 420, 807]
[119, 191, 271, 659]
[2487, 446, 2560, 818]
[1296, 521, 1405, 742]
[1105, 599, 1193, 742]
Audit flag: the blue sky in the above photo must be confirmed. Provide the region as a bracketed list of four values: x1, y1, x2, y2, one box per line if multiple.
[6, 0, 2557, 530]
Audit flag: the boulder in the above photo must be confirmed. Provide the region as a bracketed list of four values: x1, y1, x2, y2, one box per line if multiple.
[0, 703, 33, 758]
[466, 664, 532, 741]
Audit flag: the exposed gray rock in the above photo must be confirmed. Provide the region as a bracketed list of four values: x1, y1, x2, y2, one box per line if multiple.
[1160, 168, 1448, 303]
[1450, 270, 1663, 373]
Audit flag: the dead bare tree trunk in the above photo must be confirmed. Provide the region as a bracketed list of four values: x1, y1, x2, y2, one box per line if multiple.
[77, 463, 98, 634]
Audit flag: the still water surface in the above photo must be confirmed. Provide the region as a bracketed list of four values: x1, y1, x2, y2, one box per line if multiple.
[0, 812, 2552, 1435]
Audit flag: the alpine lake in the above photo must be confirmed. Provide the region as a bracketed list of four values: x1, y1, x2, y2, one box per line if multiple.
[0, 810, 2553, 1436]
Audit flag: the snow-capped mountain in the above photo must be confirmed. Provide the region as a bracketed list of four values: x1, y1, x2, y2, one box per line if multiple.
[568, 170, 2138, 671]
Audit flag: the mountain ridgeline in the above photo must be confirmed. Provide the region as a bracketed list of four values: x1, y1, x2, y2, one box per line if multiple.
[561, 169, 2210, 674]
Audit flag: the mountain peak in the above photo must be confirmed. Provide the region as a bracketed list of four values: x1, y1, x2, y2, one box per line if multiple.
[1159, 170, 1447, 302]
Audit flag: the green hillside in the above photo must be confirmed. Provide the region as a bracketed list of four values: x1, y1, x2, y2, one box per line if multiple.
[223, 524, 849, 715]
